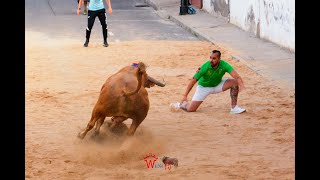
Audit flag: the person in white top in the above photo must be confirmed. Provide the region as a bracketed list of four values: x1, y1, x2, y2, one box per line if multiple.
[77, 0, 112, 47]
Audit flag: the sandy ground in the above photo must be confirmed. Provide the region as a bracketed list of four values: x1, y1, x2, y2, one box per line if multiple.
[26, 31, 294, 180]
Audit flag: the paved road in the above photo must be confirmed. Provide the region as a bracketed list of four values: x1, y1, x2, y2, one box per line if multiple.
[25, 0, 199, 42]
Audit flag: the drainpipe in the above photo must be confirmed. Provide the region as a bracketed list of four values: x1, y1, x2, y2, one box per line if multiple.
[228, 0, 230, 22]
[179, 0, 188, 15]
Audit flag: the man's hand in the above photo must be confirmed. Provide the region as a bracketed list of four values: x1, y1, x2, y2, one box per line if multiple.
[239, 83, 245, 92]
[236, 77, 245, 92]
[180, 95, 188, 105]
[108, 8, 113, 14]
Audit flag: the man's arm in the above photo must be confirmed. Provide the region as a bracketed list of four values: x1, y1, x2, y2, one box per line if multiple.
[229, 70, 245, 92]
[105, 0, 113, 14]
[180, 78, 198, 104]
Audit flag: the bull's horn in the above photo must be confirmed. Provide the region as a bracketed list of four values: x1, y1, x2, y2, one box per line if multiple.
[148, 76, 166, 87]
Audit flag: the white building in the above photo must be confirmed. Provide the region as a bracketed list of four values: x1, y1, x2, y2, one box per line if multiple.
[190, 0, 295, 52]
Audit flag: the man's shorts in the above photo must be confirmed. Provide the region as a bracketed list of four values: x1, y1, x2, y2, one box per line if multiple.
[191, 79, 227, 101]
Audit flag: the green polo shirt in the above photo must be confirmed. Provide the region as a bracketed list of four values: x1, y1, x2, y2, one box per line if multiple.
[193, 60, 234, 87]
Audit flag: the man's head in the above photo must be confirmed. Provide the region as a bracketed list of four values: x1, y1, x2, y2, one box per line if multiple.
[210, 50, 221, 67]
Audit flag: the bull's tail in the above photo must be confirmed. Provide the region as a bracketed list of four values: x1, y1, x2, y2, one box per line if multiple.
[123, 62, 146, 96]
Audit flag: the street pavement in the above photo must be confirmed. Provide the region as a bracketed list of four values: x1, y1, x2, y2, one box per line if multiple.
[146, 0, 295, 92]
[25, 0, 199, 42]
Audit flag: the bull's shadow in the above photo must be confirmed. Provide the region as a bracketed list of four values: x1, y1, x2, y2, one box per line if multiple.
[84, 120, 129, 143]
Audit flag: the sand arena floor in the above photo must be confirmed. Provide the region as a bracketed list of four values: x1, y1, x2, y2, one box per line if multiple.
[26, 31, 294, 179]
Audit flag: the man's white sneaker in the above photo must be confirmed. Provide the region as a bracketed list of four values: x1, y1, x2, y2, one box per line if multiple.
[230, 105, 246, 114]
[169, 102, 180, 112]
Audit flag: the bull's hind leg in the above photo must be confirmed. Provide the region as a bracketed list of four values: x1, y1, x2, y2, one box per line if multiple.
[78, 114, 106, 139]
[127, 119, 143, 136]
[92, 117, 106, 137]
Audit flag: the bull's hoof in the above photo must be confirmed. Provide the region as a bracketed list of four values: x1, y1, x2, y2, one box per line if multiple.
[90, 131, 99, 138]
[77, 132, 85, 139]
[90, 131, 106, 142]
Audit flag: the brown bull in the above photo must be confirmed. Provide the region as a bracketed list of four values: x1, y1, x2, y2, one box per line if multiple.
[78, 62, 165, 139]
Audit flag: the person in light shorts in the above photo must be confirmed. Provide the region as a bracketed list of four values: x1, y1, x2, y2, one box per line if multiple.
[191, 79, 227, 101]
[171, 50, 246, 114]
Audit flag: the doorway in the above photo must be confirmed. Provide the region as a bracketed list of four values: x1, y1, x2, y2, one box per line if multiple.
[189, 0, 202, 9]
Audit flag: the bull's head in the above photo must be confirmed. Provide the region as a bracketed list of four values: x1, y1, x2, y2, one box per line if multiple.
[124, 62, 166, 96]
[145, 75, 166, 88]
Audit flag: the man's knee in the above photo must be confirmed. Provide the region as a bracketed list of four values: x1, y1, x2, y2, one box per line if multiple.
[223, 79, 238, 91]
[185, 101, 201, 112]
[181, 107, 197, 112]
[229, 78, 238, 85]
[180, 103, 197, 112]
[187, 108, 197, 112]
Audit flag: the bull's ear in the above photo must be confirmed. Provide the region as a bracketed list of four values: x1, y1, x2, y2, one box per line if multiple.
[100, 84, 105, 91]
[144, 80, 156, 88]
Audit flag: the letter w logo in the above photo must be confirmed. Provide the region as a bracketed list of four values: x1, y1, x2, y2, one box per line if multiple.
[144, 159, 157, 168]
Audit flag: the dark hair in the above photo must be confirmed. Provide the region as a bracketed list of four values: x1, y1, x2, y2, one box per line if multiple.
[211, 50, 221, 57]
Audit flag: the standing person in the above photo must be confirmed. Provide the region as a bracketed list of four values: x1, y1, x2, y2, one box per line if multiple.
[77, 0, 89, 15]
[170, 50, 246, 114]
[77, 0, 112, 47]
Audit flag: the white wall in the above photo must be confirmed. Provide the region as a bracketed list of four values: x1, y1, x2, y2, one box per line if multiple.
[229, 0, 260, 34]
[259, 0, 295, 52]
[202, 0, 295, 52]
[202, 0, 212, 13]
[202, 0, 229, 20]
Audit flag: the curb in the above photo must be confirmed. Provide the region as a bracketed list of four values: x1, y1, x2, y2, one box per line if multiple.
[167, 15, 215, 43]
[230, 55, 261, 76]
[145, 0, 220, 44]
[145, 0, 160, 11]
